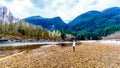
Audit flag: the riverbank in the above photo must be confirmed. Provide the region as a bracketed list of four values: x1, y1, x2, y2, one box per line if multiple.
[0, 42, 73, 58]
[0, 34, 64, 43]
[0, 44, 44, 58]
[0, 42, 120, 67]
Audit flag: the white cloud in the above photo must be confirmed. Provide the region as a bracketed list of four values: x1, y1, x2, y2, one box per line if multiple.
[0, 0, 34, 18]
[0, 0, 120, 23]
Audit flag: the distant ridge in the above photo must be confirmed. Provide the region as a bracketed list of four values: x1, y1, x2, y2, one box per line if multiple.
[23, 7, 120, 40]
[67, 7, 120, 40]
[23, 16, 68, 31]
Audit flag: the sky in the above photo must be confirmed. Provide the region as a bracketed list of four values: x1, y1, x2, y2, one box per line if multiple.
[0, 0, 120, 23]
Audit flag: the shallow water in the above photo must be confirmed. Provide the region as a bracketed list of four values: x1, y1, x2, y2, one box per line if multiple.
[0, 41, 59, 46]
[0, 50, 21, 58]
[0, 41, 74, 58]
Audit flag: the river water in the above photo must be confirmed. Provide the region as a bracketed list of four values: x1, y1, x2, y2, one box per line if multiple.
[0, 41, 72, 58]
[0, 41, 59, 46]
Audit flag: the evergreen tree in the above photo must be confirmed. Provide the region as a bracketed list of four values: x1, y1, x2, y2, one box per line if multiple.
[61, 30, 66, 40]
[8, 22, 15, 35]
[17, 20, 26, 35]
[4, 23, 9, 34]
[43, 30, 49, 39]
[36, 26, 43, 38]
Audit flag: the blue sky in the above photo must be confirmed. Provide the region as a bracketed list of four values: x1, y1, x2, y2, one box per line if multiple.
[0, 0, 120, 23]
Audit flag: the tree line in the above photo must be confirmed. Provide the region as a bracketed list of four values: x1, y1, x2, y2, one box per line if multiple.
[0, 20, 73, 41]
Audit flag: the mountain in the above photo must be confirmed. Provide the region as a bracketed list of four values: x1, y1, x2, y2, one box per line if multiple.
[67, 7, 120, 40]
[68, 11, 101, 26]
[23, 16, 68, 31]
[103, 7, 120, 16]
[22, 7, 120, 40]
[0, 5, 17, 24]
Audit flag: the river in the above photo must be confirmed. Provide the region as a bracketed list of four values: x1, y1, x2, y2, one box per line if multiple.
[0, 41, 59, 46]
[0, 41, 73, 58]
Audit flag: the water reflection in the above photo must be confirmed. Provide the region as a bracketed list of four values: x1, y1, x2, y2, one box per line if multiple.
[58, 43, 72, 49]
[0, 44, 42, 58]
[0, 42, 79, 58]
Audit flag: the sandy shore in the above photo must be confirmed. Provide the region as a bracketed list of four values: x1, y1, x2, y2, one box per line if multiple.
[0, 42, 120, 68]
[100, 40, 120, 46]
[81, 40, 120, 46]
